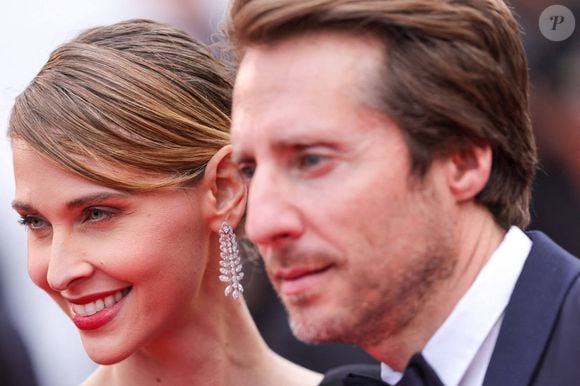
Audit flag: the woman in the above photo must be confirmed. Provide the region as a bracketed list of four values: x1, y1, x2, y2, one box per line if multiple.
[9, 19, 322, 386]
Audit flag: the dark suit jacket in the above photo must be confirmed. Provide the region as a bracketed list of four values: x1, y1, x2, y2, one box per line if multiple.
[320, 231, 580, 386]
[483, 231, 580, 386]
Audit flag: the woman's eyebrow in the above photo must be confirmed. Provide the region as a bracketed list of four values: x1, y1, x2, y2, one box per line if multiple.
[64, 192, 129, 209]
[11, 200, 35, 213]
[11, 192, 129, 213]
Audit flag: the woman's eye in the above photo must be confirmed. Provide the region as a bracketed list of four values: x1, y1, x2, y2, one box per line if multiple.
[18, 216, 49, 230]
[84, 208, 113, 223]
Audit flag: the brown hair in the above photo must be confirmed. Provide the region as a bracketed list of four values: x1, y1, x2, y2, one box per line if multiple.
[10, 19, 233, 190]
[228, 0, 537, 229]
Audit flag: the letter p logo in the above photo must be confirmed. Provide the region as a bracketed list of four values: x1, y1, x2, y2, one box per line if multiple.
[550, 15, 565, 30]
[540, 5, 575, 41]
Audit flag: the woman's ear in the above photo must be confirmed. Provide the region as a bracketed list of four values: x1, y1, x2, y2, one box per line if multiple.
[447, 144, 493, 202]
[202, 145, 247, 231]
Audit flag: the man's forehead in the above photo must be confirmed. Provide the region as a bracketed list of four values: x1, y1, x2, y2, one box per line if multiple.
[231, 31, 387, 159]
[236, 31, 383, 83]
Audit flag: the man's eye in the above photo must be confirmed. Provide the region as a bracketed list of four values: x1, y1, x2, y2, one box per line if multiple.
[294, 151, 334, 177]
[238, 163, 256, 179]
[299, 154, 323, 168]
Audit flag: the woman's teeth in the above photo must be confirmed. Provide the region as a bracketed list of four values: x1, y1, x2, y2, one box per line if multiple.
[72, 289, 127, 317]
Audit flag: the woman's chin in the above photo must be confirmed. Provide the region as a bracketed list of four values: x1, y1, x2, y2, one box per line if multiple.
[82, 342, 132, 366]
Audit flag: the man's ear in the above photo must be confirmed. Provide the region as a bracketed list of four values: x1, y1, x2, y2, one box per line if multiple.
[447, 144, 492, 202]
[201, 145, 247, 231]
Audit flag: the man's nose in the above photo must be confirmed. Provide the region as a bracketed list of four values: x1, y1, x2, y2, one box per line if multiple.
[245, 165, 304, 248]
[46, 230, 94, 292]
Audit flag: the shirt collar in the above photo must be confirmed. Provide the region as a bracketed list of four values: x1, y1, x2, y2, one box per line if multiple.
[381, 226, 531, 385]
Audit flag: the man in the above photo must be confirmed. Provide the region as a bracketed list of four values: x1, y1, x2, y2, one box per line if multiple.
[228, 1, 580, 385]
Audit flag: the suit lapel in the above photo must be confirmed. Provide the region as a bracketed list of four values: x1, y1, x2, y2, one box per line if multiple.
[483, 231, 580, 386]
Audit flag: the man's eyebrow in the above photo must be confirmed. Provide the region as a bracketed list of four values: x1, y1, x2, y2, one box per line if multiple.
[12, 192, 129, 213]
[231, 128, 342, 164]
[231, 149, 250, 164]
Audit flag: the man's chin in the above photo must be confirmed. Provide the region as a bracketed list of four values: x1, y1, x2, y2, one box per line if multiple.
[287, 311, 346, 345]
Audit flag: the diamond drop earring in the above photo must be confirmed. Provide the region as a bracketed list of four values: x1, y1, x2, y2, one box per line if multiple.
[218, 222, 244, 300]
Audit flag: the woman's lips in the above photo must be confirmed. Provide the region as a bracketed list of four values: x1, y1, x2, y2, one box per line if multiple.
[69, 287, 131, 331]
[276, 265, 333, 296]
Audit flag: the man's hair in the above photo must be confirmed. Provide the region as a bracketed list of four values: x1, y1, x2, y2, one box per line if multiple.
[10, 19, 233, 190]
[228, 0, 537, 229]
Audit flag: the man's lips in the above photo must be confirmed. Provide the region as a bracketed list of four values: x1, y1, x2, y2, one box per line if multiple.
[275, 265, 332, 280]
[275, 264, 333, 296]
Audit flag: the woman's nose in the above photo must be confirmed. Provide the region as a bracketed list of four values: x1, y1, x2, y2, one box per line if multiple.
[46, 231, 94, 292]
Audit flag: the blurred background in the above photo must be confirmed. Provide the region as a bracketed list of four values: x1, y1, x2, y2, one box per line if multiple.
[0, 0, 577, 385]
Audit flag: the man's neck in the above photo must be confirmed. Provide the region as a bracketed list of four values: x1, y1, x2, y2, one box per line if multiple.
[366, 204, 506, 371]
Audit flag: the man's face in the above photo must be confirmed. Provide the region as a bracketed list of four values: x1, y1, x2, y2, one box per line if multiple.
[231, 32, 457, 349]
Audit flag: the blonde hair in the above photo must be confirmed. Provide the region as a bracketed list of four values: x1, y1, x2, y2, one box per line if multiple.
[10, 19, 233, 190]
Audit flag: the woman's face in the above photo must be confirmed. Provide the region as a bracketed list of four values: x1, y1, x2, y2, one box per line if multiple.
[11, 140, 212, 364]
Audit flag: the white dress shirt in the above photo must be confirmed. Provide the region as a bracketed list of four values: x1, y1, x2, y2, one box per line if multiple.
[381, 226, 532, 385]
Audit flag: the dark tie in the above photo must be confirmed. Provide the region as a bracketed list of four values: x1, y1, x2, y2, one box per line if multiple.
[342, 353, 444, 386]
